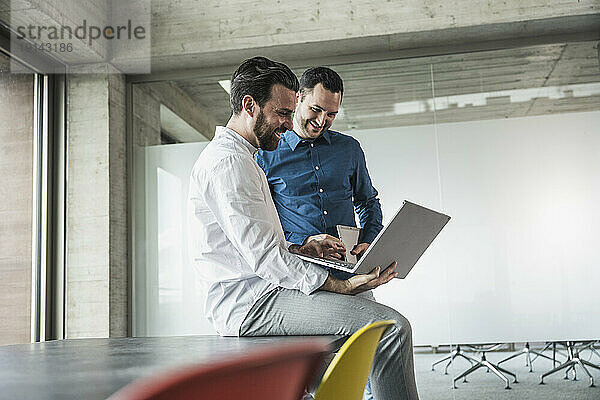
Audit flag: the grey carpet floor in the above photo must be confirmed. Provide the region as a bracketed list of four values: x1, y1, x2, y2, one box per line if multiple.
[414, 349, 600, 399]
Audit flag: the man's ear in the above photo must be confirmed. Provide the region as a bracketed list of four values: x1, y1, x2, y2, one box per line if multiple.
[242, 95, 255, 117]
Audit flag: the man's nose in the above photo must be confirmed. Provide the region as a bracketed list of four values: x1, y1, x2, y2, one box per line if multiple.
[316, 112, 325, 126]
[283, 115, 293, 130]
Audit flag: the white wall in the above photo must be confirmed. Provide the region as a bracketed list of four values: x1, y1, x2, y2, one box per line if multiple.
[350, 110, 600, 345]
[135, 111, 600, 345]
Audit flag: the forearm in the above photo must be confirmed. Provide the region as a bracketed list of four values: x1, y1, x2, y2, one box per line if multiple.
[318, 275, 351, 294]
[356, 199, 383, 243]
[353, 145, 383, 242]
[360, 223, 382, 244]
[319, 263, 397, 295]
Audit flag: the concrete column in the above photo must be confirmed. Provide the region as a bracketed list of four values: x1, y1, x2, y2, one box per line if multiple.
[0, 69, 35, 345]
[132, 85, 161, 146]
[66, 65, 127, 338]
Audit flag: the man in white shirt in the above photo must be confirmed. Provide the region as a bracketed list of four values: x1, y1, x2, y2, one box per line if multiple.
[188, 56, 419, 400]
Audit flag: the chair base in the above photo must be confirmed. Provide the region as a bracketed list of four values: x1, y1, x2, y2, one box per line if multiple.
[579, 341, 600, 362]
[530, 342, 567, 367]
[540, 342, 600, 388]
[431, 345, 478, 375]
[453, 353, 518, 390]
[498, 342, 555, 373]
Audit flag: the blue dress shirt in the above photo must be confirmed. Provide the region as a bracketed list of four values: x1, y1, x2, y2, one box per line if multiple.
[256, 129, 383, 278]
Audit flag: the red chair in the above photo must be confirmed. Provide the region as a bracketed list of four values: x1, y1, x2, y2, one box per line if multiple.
[108, 339, 330, 400]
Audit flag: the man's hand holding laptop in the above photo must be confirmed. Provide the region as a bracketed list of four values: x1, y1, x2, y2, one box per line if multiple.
[321, 262, 398, 295]
[289, 232, 398, 294]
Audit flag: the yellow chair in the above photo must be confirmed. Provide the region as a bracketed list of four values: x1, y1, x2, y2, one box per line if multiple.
[314, 320, 396, 400]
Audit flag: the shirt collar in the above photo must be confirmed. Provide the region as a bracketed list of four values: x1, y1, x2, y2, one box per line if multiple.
[215, 126, 258, 155]
[284, 129, 332, 151]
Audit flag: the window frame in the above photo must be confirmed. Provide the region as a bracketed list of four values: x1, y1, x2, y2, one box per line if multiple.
[0, 22, 67, 342]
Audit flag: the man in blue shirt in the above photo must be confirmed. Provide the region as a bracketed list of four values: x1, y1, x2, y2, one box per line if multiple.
[257, 67, 384, 400]
[256, 66, 384, 279]
[256, 67, 414, 400]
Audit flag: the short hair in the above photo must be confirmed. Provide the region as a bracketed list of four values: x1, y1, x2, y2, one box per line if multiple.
[229, 56, 299, 115]
[299, 66, 344, 99]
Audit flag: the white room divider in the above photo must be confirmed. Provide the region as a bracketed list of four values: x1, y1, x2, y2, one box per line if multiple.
[134, 111, 600, 345]
[353, 110, 600, 345]
[134, 141, 216, 336]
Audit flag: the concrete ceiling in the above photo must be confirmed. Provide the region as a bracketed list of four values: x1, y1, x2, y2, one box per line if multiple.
[134, 4, 600, 73]
[3, 0, 598, 75]
[160, 104, 209, 143]
[166, 41, 600, 132]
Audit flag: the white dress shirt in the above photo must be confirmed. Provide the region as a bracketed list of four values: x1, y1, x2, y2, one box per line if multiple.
[188, 126, 329, 336]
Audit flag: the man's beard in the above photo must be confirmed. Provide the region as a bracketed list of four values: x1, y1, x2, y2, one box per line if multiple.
[254, 110, 284, 151]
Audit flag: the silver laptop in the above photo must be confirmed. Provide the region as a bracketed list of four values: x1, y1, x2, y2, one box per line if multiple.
[296, 200, 450, 278]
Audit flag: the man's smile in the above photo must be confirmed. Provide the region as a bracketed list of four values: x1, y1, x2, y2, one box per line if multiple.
[309, 120, 323, 132]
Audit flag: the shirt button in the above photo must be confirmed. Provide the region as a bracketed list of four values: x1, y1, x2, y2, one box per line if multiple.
[319, 188, 324, 193]
[314, 166, 319, 170]
[310, 143, 314, 148]
[323, 210, 328, 215]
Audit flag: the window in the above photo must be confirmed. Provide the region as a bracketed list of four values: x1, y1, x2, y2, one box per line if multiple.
[0, 30, 66, 344]
[129, 41, 600, 348]
[131, 83, 212, 336]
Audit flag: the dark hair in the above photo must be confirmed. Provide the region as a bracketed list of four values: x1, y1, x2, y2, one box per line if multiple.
[299, 66, 344, 99]
[229, 56, 299, 115]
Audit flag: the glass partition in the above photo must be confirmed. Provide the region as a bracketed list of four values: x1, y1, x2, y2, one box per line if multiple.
[130, 41, 600, 393]
[430, 42, 600, 350]
[334, 57, 452, 345]
[333, 41, 600, 390]
[132, 82, 213, 336]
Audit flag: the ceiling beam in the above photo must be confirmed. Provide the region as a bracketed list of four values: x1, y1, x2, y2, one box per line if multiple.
[128, 14, 600, 83]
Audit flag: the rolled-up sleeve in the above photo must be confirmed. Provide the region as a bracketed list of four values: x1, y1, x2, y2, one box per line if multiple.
[202, 155, 328, 294]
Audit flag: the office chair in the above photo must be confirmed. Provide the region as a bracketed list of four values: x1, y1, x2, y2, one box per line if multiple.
[452, 344, 518, 389]
[431, 344, 478, 374]
[313, 320, 395, 400]
[581, 341, 600, 362]
[529, 342, 568, 368]
[108, 340, 330, 400]
[540, 341, 600, 387]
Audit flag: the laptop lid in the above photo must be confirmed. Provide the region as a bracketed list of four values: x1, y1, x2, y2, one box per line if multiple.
[352, 200, 450, 278]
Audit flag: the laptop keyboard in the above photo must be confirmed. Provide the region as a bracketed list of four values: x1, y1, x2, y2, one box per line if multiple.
[325, 259, 354, 269]
[299, 254, 354, 270]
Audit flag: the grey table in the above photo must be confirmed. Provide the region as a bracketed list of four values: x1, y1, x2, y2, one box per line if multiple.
[0, 335, 342, 400]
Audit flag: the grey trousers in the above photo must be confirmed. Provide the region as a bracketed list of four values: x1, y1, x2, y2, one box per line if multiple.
[239, 288, 420, 400]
